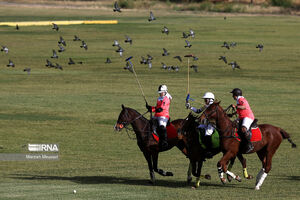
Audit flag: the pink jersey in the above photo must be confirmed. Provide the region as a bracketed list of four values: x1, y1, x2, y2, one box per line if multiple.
[152, 95, 171, 118]
[236, 96, 255, 120]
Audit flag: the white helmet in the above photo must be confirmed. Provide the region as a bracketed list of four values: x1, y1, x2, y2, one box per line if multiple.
[202, 92, 215, 104]
[158, 84, 167, 93]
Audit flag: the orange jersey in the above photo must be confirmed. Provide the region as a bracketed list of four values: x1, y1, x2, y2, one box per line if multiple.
[236, 96, 255, 120]
[152, 95, 171, 118]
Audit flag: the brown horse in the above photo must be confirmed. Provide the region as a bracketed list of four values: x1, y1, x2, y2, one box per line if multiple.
[181, 112, 252, 188]
[199, 102, 297, 190]
[114, 105, 208, 184]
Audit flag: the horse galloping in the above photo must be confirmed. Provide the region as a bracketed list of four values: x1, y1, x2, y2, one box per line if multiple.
[181, 112, 252, 188]
[114, 105, 207, 184]
[199, 102, 297, 190]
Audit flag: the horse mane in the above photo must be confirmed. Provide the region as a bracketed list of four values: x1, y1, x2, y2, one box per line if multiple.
[123, 106, 149, 124]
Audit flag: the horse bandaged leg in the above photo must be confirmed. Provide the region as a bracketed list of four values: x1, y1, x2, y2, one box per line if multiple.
[226, 170, 241, 182]
[255, 172, 267, 190]
[256, 168, 265, 185]
[195, 177, 201, 188]
[243, 168, 249, 178]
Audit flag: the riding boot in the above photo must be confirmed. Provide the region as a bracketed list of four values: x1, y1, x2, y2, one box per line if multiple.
[159, 126, 168, 151]
[245, 130, 254, 154]
[204, 136, 213, 158]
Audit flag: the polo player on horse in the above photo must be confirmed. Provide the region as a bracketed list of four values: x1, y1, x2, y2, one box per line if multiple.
[146, 84, 172, 151]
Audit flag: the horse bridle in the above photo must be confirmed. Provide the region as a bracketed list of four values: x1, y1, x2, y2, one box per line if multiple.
[116, 109, 149, 131]
[202, 104, 239, 139]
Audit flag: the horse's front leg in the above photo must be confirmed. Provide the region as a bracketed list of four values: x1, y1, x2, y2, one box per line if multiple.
[143, 151, 155, 184]
[192, 161, 203, 188]
[218, 151, 241, 184]
[152, 152, 173, 176]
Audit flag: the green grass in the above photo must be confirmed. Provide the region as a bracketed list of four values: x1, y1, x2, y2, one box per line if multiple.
[0, 5, 300, 200]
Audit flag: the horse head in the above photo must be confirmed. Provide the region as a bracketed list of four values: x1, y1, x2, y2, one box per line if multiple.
[114, 104, 134, 131]
[199, 101, 222, 124]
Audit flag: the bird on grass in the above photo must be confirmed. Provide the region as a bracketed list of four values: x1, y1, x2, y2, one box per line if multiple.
[124, 62, 133, 73]
[55, 63, 63, 70]
[105, 57, 112, 64]
[256, 44, 264, 52]
[113, 1, 121, 12]
[52, 23, 59, 31]
[171, 66, 179, 72]
[112, 40, 119, 47]
[188, 29, 195, 38]
[174, 55, 182, 62]
[58, 44, 65, 53]
[7, 59, 15, 67]
[230, 42, 237, 47]
[73, 35, 81, 41]
[193, 55, 199, 61]
[1, 46, 8, 54]
[45, 59, 54, 68]
[116, 46, 124, 57]
[16, 24, 19, 30]
[221, 42, 230, 50]
[147, 60, 152, 69]
[23, 68, 31, 74]
[51, 50, 58, 58]
[161, 62, 167, 70]
[124, 35, 132, 45]
[162, 26, 169, 35]
[80, 41, 88, 50]
[190, 65, 198, 72]
[147, 54, 153, 61]
[162, 48, 169, 56]
[182, 32, 189, 39]
[140, 56, 147, 64]
[184, 40, 192, 48]
[58, 36, 66, 46]
[219, 56, 227, 64]
[148, 11, 156, 22]
[68, 58, 75, 65]
[228, 61, 240, 70]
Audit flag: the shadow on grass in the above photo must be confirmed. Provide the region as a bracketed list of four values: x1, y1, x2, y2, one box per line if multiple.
[7, 174, 252, 189]
[276, 175, 300, 181]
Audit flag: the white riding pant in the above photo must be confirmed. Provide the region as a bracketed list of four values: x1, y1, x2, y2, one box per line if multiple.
[154, 116, 168, 128]
[198, 123, 215, 136]
[241, 117, 254, 130]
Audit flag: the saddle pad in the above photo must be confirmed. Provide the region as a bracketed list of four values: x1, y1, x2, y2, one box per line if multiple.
[234, 127, 262, 142]
[250, 127, 262, 142]
[166, 123, 178, 139]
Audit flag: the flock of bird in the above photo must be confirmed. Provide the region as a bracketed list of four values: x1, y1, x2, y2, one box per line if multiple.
[1, 22, 88, 74]
[111, 1, 264, 74]
[1, 1, 265, 74]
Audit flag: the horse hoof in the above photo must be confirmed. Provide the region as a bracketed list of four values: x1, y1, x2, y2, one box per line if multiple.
[204, 174, 211, 180]
[235, 176, 242, 182]
[221, 178, 227, 184]
[227, 175, 233, 182]
[246, 175, 253, 179]
[255, 186, 260, 190]
[166, 172, 173, 176]
[191, 186, 196, 190]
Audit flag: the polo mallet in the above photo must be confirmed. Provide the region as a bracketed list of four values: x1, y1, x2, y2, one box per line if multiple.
[184, 54, 194, 104]
[125, 56, 148, 104]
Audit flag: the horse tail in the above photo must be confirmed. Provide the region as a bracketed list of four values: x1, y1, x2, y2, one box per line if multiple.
[280, 128, 297, 148]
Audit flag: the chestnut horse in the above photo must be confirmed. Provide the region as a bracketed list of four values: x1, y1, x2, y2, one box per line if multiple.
[114, 105, 208, 184]
[199, 102, 297, 190]
[181, 112, 252, 188]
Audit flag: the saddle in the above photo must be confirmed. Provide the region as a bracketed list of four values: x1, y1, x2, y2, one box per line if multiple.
[235, 119, 262, 142]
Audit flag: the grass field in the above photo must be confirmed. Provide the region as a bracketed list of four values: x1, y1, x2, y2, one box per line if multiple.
[0, 5, 300, 200]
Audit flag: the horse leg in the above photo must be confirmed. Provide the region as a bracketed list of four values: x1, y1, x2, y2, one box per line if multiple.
[152, 152, 173, 177]
[192, 161, 203, 188]
[227, 157, 236, 182]
[187, 162, 192, 184]
[237, 154, 253, 179]
[218, 151, 240, 184]
[255, 146, 278, 190]
[143, 151, 155, 184]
